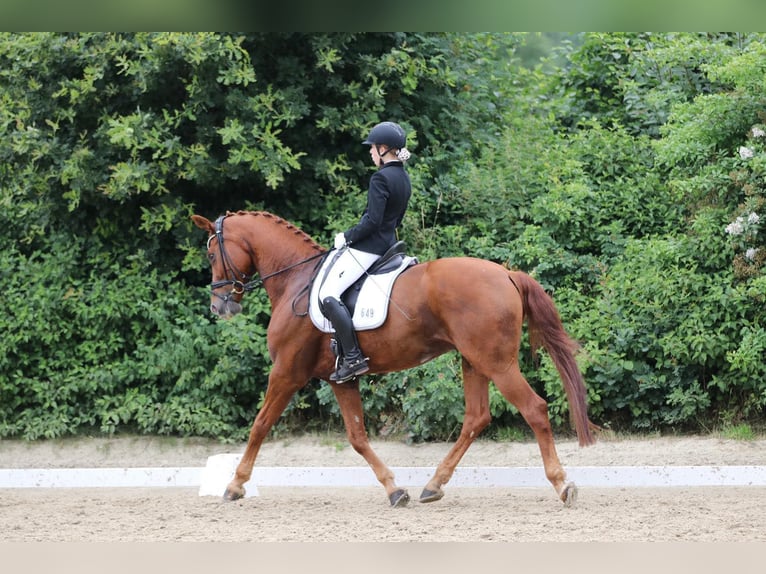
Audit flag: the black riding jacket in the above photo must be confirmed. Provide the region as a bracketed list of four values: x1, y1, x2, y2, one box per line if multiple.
[343, 161, 411, 256]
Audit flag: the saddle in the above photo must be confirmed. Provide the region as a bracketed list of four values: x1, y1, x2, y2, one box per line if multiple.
[308, 241, 417, 333]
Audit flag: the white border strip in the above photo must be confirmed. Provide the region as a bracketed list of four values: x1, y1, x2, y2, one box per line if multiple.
[208, 465, 766, 488]
[1, 463, 765, 493]
[0, 467, 202, 489]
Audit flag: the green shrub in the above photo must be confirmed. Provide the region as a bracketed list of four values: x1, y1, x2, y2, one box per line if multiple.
[2, 33, 766, 442]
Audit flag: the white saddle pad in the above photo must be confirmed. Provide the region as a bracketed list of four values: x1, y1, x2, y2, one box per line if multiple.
[309, 253, 417, 333]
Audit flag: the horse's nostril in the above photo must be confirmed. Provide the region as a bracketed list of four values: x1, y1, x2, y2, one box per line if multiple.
[210, 303, 218, 314]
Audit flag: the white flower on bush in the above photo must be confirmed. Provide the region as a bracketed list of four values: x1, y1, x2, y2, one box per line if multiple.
[745, 247, 758, 261]
[726, 212, 761, 236]
[751, 126, 765, 138]
[726, 217, 745, 236]
[739, 146, 754, 159]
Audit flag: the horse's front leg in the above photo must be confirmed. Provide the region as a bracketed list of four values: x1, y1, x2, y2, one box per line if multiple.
[330, 380, 410, 507]
[420, 358, 491, 502]
[224, 371, 303, 501]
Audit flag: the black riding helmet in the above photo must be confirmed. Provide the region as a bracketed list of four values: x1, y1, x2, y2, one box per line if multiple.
[362, 121, 406, 149]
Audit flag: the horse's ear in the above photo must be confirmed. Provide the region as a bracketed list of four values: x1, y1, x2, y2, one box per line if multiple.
[191, 214, 214, 234]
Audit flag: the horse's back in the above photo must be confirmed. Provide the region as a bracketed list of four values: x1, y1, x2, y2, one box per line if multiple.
[395, 256, 522, 320]
[423, 257, 517, 292]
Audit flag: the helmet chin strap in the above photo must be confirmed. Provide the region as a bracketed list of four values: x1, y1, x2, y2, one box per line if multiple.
[375, 144, 395, 161]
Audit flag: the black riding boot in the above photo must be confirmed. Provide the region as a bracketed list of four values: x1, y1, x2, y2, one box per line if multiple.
[321, 297, 369, 382]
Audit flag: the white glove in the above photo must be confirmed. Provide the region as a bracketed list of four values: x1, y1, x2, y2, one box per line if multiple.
[334, 232, 347, 250]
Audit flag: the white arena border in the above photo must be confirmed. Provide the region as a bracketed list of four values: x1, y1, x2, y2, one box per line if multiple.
[1, 453, 765, 497]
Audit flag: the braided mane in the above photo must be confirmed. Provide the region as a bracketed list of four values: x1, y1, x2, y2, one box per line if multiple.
[227, 210, 324, 252]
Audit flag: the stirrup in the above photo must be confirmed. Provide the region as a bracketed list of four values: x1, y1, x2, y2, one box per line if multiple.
[330, 357, 370, 383]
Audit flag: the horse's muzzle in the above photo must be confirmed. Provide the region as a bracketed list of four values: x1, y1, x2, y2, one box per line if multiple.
[211, 299, 243, 318]
[210, 287, 244, 318]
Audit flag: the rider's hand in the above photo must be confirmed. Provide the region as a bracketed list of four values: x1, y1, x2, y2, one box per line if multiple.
[334, 232, 347, 250]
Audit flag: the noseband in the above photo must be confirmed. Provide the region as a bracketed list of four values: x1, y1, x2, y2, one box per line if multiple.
[208, 215, 255, 304]
[207, 215, 327, 304]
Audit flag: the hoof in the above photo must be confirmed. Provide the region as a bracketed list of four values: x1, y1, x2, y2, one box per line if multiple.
[389, 489, 410, 507]
[561, 482, 578, 508]
[223, 486, 246, 502]
[419, 488, 444, 503]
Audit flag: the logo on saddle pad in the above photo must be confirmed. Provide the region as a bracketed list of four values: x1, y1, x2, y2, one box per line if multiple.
[309, 248, 417, 333]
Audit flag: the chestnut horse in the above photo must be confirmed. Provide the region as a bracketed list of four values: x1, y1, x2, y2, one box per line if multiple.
[192, 210, 596, 507]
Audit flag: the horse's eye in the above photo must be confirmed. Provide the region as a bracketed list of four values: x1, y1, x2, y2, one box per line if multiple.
[208, 252, 215, 262]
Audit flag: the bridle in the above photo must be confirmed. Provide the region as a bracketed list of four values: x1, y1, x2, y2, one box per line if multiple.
[207, 215, 326, 305]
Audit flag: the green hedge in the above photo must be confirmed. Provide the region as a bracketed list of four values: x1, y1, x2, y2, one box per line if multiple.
[1, 33, 764, 441]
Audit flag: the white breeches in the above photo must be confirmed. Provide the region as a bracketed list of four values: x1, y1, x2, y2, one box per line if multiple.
[317, 247, 379, 302]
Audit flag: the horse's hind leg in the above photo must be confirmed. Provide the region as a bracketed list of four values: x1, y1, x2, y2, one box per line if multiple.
[493, 364, 576, 505]
[420, 358, 491, 503]
[331, 381, 410, 507]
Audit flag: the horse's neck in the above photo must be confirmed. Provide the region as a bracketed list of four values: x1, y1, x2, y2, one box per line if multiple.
[243, 213, 323, 300]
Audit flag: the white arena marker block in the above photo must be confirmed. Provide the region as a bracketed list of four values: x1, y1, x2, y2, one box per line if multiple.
[199, 454, 259, 497]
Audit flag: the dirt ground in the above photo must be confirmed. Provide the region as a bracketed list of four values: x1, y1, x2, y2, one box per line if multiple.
[1, 434, 765, 542]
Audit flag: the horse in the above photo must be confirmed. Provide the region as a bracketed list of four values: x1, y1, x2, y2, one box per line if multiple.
[192, 210, 596, 507]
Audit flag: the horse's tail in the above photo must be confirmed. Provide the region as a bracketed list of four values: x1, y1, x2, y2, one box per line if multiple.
[509, 271, 597, 447]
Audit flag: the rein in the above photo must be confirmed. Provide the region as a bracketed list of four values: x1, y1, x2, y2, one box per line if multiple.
[209, 215, 326, 300]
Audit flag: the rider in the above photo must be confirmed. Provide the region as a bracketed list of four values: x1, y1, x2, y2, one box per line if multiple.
[318, 121, 412, 383]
